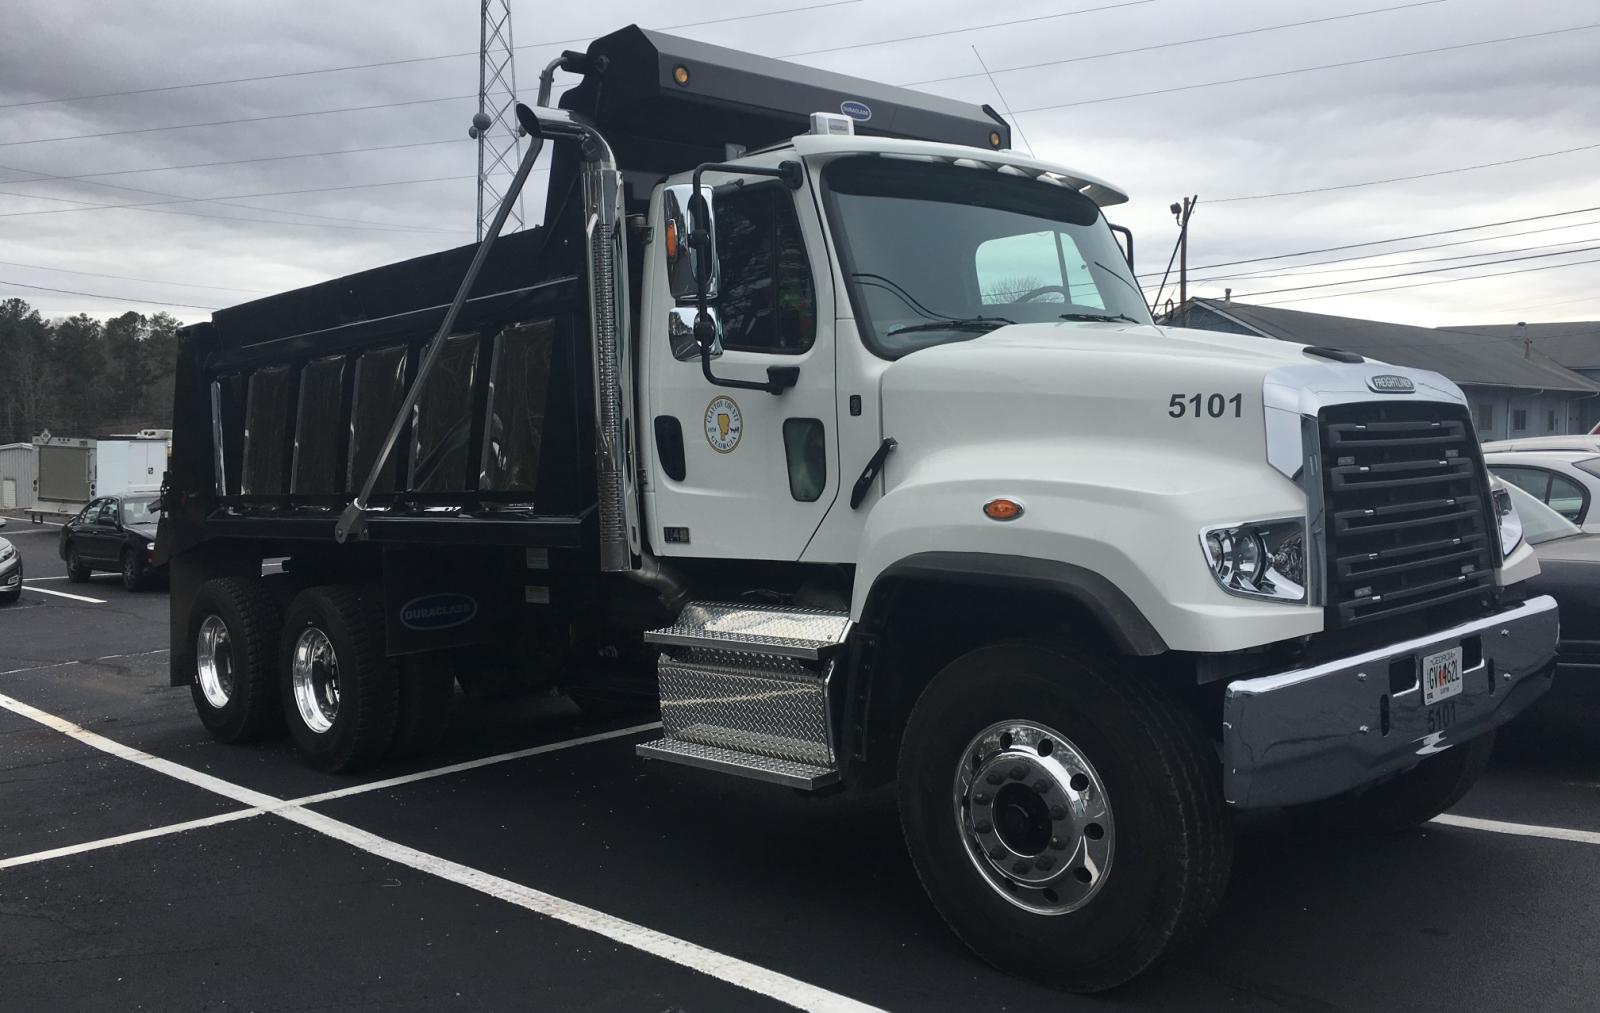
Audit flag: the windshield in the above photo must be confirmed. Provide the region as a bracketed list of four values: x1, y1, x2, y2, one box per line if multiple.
[1502, 482, 1580, 545]
[821, 156, 1150, 358]
[121, 497, 161, 526]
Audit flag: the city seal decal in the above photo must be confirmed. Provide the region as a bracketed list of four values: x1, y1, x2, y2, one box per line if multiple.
[399, 593, 478, 631]
[704, 395, 743, 454]
[840, 100, 872, 122]
[1367, 374, 1416, 394]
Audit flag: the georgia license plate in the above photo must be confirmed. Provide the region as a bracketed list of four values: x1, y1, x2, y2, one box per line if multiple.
[1421, 646, 1464, 705]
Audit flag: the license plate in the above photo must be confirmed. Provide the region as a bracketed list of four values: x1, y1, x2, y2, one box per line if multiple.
[1421, 646, 1463, 705]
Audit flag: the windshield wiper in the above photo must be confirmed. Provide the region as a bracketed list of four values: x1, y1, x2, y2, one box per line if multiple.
[1060, 312, 1142, 324]
[887, 316, 1014, 337]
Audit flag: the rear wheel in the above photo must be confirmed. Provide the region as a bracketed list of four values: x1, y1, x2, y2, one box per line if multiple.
[897, 639, 1231, 993]
[1287, 731, 1495, 836]
[188, 577, 283, 742]
[65, 544, 91, 583]
[280, 585, 398, 773]
[121, 548, 149, 592]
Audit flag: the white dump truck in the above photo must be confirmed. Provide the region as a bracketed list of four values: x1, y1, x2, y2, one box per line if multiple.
[159, 26, 1560, 991]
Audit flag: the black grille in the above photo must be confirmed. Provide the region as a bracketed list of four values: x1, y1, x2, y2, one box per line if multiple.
[1319, 402, 1496, 626]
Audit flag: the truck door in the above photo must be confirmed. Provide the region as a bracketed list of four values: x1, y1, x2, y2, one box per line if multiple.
[642, 170, 839, 561]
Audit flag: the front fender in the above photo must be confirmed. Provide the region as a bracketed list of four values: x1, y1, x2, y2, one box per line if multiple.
[850, 442, 1325, 654]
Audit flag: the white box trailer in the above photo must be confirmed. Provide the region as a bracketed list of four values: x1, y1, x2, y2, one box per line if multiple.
[0, 443, 37, 510]
[32, 435, 170, 515]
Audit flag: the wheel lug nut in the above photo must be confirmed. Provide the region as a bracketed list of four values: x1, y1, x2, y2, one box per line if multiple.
[973, 792, 991, 805]
[1009, 765, 1028, 780]
[986, 771, 1005, 785]
[989, 846, 1006, 860]
[1012, 859, 1032, 874]
[1050, 836, 1067, 851]
[1035, 855, 1055, 871]
[1032, 778, 1051, 794]
[975, 820, 994, 834]
[1049, 806, 1067, 821]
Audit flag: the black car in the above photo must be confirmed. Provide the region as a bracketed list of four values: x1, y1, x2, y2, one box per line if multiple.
[59, 494, 166, 591]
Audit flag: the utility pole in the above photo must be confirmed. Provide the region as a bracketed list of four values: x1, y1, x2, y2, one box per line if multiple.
[1169, 195, 1198, 306]
[468, 0, 524, 241]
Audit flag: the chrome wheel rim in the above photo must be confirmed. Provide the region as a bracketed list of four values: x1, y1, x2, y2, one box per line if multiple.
[195, 615, 234, 710]
[291, 627, 340, 734]
[953, 720, 1115, 915]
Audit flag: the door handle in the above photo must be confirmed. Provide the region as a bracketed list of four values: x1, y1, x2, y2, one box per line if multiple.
[850, 438, 897, 509]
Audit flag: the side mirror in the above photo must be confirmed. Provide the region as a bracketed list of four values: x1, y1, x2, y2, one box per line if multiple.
[662, 183, 718, 303]
[669, 307, 723, 362]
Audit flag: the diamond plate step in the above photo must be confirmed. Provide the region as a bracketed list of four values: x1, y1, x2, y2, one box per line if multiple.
[644, 601, 851, 660]
[637, 738, 840, 790]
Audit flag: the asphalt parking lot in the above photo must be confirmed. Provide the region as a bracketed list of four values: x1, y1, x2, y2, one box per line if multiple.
[3, 517, 1599, 1012]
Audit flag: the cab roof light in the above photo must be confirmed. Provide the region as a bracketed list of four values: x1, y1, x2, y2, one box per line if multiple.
[809, 111, 854, 137]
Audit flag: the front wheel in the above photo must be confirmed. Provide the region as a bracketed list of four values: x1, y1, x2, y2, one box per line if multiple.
[898, 640, 1231, 993]
[1287, 731, 1495, 836]
[121, 549, 149, 592]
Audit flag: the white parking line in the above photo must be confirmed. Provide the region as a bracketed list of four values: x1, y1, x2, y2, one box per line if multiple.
[0, 693, 877, 1013]
[23, 586, 106, 604]
[0, 808, 266, 870]
[291, 721, 663, 805]
[1431, 813, 1600, 846]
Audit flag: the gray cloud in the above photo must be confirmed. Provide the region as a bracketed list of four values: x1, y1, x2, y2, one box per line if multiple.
[1, 0, 1595, 326]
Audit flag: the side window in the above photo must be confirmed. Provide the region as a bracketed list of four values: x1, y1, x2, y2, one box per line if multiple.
[976, 230, 1106, 310]
[1512, 408, 1528, 432]
[713, 186, 815, 354]
[1492, 466, 1549, 500]
[77, 500, 101, 523]
[1476, 404, 1494, 431]
[95, 499, 117, 525]
[1547, 474, 1586, 522]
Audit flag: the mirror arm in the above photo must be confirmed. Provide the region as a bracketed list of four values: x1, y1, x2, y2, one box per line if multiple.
[687, 160, 805, 396]
[1109, 222, 1134, 273]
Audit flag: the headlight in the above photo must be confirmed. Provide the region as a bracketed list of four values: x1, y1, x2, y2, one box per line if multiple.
[1201, 519, 1307, 602]
[0, 543, 14, 564]
[1493, 487, 1523, 558]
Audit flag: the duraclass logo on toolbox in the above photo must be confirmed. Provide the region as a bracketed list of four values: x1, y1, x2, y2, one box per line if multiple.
[399, 593, 478, 631]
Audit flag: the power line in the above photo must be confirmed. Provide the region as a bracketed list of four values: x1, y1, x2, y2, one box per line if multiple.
[1189, 218, 1600, 285]
[0, 173, 481, 220]
[1012, 22, 1600, 115]
[1191, 229, 1600, 286]
[1232, 245, 1600, 300]
[1251, 253, 1600, 307]
[1136, 205, 1600, 277]
[780, 1, 1155, 59]
[0, 138, 461, 185]
[0, 94, 476, 149]
[903, 0, 1446, 86]
[0, 278, 219, 311]
[0, 159, 460, 234]
[0, 0, 866, 111]
[1213, 141, 1600, 203]
[0, 260, 270, 294]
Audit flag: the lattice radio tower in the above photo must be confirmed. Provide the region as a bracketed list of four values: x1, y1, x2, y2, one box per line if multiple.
[468, 0, 524, 240]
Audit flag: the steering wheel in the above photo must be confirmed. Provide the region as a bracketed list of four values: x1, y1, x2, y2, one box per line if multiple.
[1012, 284, 1069, 303]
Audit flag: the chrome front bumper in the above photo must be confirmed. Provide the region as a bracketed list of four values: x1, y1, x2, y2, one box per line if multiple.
[1223, 596, 1559, 808]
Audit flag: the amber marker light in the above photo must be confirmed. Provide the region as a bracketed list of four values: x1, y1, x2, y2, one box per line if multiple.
[989, 130, 1003, 148]
[673, 64, 691, 86]
[983, 498, 1024, 521]
[664, 219, 678, 259]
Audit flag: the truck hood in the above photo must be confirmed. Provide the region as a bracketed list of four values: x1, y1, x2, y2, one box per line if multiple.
[875, 319, 1458, 499]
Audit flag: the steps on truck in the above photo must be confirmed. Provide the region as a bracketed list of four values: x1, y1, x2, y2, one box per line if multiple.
[637, 602, 850, 790]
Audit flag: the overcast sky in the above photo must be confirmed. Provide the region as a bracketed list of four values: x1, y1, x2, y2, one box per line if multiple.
[2, 0, 1596, 328]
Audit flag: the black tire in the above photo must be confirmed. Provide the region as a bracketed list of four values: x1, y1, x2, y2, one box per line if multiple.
[65, 543, 91, 583]
[280, 585, 398, 773]
[188, 577, 284, 743]
[1287, 731, 1495, 836]
[389, 653, 456, 760]
[121, 548, 148, 592]
[898, 639, 1231, 993]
